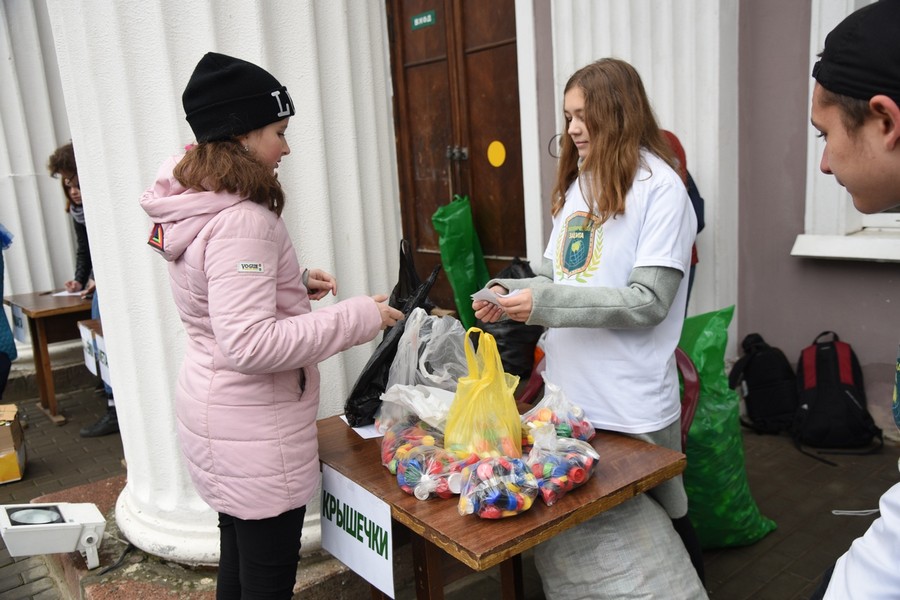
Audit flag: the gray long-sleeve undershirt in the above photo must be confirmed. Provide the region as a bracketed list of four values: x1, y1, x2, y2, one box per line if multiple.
[490, 257, 682, 329]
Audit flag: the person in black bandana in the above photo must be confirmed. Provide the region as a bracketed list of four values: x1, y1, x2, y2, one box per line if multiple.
[809, 0, 900, 215]
[807, 1, 900, 598]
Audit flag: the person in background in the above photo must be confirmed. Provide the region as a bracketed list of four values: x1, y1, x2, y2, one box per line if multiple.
[140, 51, 403, 599]
[662, 130, 705, 308]
[47, 142, 118, 437]
[475, 58, 705, 598]
[805, 1, 900, 598]
[47, 143, 93, 295]
[0, 223, 15, 400]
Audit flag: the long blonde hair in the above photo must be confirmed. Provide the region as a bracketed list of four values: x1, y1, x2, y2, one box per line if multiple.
[551, 58, 677, 223]
[174, 140, 285, 216]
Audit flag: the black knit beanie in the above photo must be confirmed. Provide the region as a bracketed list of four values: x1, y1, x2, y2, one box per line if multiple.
[182, 52, 295, 143]
[812, 0, 900, 104]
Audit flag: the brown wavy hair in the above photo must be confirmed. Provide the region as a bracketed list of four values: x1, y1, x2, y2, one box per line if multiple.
[173, 140, 285, 216]
[46, 141, 78, 213]
[551, 58, 677, 224]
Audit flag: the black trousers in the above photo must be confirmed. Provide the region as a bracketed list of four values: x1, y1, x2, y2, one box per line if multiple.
[0, 352, 11, 400]
[216, 506, 306, 600]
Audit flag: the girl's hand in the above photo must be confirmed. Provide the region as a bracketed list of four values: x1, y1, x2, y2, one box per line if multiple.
[65, 280, 83, 293]
[305, 269, 337, 300]
[81, 279, 96, 298]
[496, 288, 533, 323]
[472, 285, 508, 323]
[372, 294, 404, 330]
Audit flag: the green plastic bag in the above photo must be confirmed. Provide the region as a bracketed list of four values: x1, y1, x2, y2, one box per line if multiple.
[679, 305, 777, 548]
[432, 195, 490, 329]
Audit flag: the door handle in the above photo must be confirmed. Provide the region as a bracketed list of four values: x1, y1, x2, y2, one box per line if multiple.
[445, 146, 469, 161]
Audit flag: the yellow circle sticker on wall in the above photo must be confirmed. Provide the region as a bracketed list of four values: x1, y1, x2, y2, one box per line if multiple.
[487, 141, 506, 167]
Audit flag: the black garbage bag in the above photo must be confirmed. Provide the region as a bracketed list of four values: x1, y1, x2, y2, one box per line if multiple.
[476, 257, 545, 377]
[389, 239, 436, 315]
[344, 241, 441, 427]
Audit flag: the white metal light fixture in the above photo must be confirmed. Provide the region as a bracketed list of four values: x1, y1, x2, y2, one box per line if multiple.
[0, 502, 106, 569]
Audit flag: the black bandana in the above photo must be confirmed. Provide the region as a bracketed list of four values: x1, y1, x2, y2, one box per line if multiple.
[812, 0, 900, 104]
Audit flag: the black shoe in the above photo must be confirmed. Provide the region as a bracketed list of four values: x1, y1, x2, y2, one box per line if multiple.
[80, 409, 119, 437]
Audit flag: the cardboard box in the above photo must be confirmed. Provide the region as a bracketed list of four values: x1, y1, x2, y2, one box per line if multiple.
[0, 404, 26, 484]
[78, 321, 99, 376]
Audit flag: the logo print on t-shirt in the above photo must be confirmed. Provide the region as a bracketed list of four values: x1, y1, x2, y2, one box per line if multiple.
[556, 212, 602, 281]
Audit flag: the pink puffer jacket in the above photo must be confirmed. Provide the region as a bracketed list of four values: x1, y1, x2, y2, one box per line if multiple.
[140, 156, 382, 519]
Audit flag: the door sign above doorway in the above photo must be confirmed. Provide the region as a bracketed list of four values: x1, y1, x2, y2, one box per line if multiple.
[411, 10, 436, 30]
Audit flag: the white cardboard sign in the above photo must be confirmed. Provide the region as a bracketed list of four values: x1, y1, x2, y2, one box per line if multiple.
[321, 465, 394, 598]
[95, 333, 110, 385]
[11, 305, 26, 343]
[78, 322, 97, 376]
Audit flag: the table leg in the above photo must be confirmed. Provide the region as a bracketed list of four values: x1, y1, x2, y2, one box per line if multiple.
[499, 554, 524, 600]
[409, 535, 525, 600]
[412, 535, 445, 600]
[28, 317, 66, 425]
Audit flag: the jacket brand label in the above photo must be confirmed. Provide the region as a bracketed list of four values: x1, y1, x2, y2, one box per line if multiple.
[237, 262, 264, 273]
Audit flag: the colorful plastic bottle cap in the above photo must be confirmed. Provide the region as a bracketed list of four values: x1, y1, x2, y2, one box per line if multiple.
[447, 472, 462, 494]
[569, 466, 586, 484]
[481, 505, 503, 519]
[476, 462, 494, 481]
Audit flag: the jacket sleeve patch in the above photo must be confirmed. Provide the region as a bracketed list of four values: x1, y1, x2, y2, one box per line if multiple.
[148, 223, 164, 251]
[237, 262, 265, 273]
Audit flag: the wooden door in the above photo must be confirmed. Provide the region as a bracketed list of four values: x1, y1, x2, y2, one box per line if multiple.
[387, 0, 525, 311]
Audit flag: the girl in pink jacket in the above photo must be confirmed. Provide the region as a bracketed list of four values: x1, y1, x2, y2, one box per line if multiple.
[140, 52, 403, 599]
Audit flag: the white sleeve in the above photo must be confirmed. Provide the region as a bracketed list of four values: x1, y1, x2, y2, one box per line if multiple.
[824, 481, 900, 599]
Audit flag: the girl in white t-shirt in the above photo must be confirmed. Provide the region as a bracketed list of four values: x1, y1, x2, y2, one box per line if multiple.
[474, 58, 705, 599]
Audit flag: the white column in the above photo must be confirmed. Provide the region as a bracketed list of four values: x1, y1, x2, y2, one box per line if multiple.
[44, 0, 399, 564]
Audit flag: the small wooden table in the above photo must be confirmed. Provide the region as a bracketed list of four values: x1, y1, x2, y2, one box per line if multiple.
[317, 415, 686, 600]
[3, 292, 93, 424]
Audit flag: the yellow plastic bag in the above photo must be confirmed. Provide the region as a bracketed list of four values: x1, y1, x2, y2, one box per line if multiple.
[445, 328, 522, 459]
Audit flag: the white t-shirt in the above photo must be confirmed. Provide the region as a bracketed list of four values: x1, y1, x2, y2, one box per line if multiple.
[824, 480, 900, 599]
[542, 150, 696, 434]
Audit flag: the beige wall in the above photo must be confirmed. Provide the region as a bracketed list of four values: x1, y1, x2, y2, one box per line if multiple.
[738, 0, 899, 434]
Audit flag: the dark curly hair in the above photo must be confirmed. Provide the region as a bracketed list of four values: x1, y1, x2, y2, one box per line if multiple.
[47, 141, 78, 212]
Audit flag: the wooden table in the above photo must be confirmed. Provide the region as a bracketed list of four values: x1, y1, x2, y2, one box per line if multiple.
[316, 415, 686, 600]
[3, 292, 93, 424]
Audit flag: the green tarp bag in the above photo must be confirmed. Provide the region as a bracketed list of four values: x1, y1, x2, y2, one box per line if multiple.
[432, 195, 490, 329]
[679, 305, 777, 548]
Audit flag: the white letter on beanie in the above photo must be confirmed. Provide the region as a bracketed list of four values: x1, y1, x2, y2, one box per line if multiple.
[272, 91, 291, 117]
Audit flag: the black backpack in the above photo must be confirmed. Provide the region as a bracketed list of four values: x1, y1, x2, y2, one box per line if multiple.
[792, 331, 883, 462]
[728, 333, 799, 434]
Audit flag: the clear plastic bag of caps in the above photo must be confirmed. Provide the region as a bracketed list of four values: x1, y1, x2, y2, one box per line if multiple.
[457, 456, 539, 519]
[397, 446, 470, 500]
[521, 380, 596, 451]
[381, 415, 444, 475]
[524, 423, 600, 506]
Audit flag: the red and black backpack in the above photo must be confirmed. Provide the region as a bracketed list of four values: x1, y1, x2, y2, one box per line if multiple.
[792, 331, 883, 462]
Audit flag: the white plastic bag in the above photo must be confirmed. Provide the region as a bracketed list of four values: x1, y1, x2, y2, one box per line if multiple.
[386, 308, 468, 391]
[376, 384, 456, 433]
